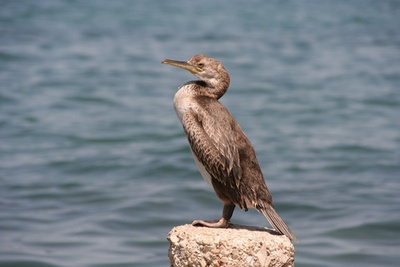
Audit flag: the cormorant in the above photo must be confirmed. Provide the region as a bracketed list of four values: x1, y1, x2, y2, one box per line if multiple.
[162, 54, 297, 242]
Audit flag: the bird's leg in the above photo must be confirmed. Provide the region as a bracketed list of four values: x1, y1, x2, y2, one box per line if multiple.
[192, 203, 235, 228]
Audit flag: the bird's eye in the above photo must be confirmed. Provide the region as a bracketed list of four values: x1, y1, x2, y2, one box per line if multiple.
[197, 63, 204, 69]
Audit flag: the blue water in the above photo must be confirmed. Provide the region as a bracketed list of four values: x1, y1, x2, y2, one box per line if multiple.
[1, 0, 399, 266]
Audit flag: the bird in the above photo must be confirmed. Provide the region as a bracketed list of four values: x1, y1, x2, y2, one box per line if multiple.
[162, 54, 297, 242]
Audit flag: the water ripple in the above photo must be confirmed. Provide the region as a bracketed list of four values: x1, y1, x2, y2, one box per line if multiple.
[1, 1, 400, 267]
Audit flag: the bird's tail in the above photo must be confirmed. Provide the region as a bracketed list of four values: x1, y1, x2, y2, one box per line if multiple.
[259, 205, 298, 242]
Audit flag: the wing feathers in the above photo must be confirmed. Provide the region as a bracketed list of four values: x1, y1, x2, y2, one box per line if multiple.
[182, 109, 242, 189]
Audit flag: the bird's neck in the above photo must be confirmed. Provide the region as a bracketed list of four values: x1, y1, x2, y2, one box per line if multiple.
[184, 81, 225, 100]
[195, 73, 230, 99]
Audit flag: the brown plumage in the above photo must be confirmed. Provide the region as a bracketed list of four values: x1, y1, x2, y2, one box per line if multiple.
[162, 54, 297, 242]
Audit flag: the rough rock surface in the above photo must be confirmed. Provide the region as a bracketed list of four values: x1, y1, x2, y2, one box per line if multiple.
[168, 224, 295, 267]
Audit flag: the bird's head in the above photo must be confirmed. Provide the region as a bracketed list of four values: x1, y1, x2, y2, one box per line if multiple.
[162, 54, 230, 97]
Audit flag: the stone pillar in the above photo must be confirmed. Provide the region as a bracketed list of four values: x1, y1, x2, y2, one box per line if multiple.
[168, 224, 295, 267]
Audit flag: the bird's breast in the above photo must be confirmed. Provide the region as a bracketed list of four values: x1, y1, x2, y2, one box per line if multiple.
[173, 87, 195, 122]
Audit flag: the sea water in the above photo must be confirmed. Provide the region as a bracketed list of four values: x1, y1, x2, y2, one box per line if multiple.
[1, 1, 399, 266]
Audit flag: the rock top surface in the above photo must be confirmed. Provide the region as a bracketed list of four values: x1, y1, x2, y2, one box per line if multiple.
[168, 224, 295, 267]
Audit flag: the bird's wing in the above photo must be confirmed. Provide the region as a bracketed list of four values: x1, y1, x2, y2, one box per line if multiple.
[181, 108, 242, 190]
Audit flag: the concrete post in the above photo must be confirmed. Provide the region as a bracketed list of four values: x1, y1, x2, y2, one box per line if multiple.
[168, 224, 295, 267]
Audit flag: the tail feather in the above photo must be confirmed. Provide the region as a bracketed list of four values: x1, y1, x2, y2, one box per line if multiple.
[259, 205, 298, 242]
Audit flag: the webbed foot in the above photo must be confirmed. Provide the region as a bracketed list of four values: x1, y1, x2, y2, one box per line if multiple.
[192, 218, 230, 228]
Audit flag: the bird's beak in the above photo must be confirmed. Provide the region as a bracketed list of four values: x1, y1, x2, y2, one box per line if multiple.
[161, 59, 199, 74]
